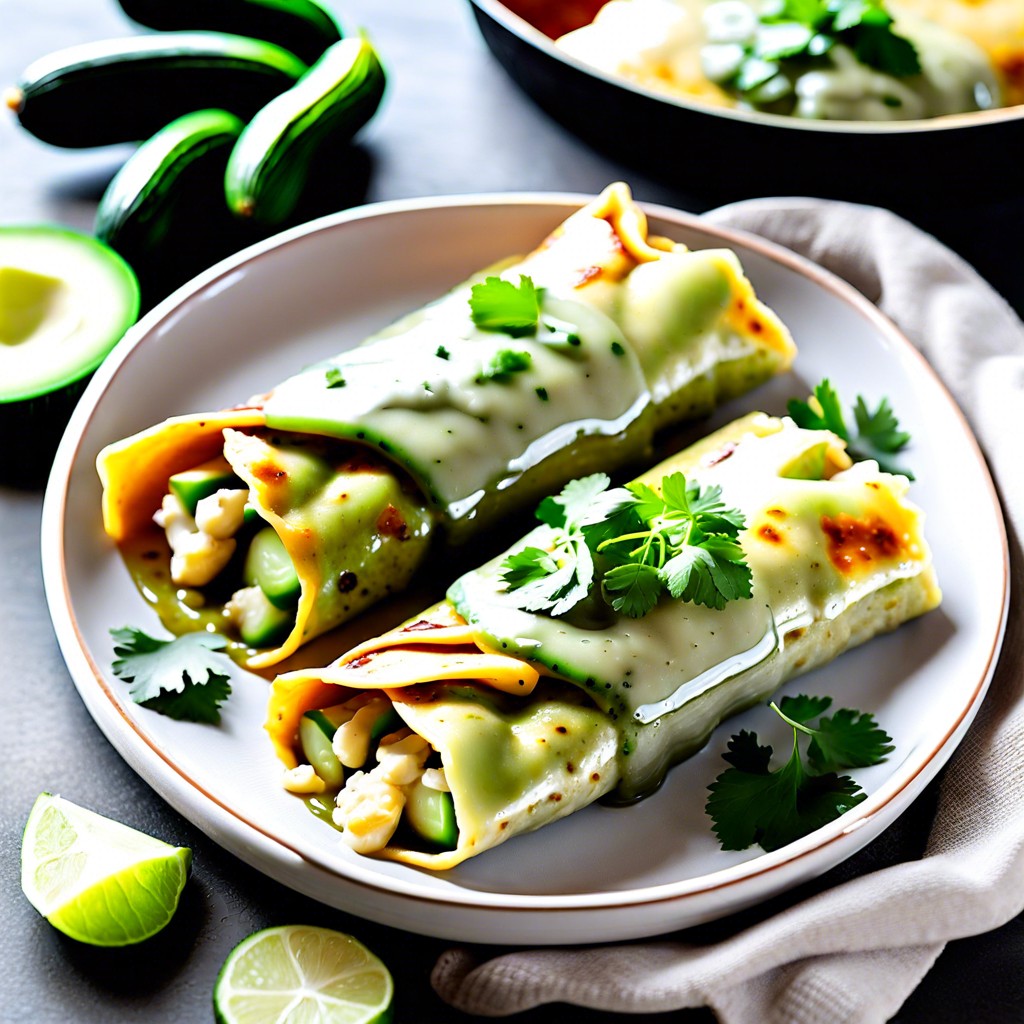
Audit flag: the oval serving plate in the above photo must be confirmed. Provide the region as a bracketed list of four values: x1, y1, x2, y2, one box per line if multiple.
[41, 193, 1007, 944]
[468, 0, 1024, 205]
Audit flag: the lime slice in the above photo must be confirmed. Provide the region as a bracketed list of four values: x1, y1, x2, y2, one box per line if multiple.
[20, 792, 191, 946]
[214, 925, 394, 1024]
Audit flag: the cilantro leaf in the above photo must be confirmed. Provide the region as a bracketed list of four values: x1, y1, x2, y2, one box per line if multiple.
[502, 469, 751, 619]
[777, 693, 833, 724]
[603, 561, 662, 618]
[806, 707, 894, 771]
[854, 20, 920, 75]
[787, 379, 914, 478]
[142, 674, 233, 724]
[476, 349, 532, 384]
[469, 275, 540, 337]
[720, 0, 921, 107]
[324, 367, 346, 389]
[706, 697, 883, 852]
[110, 626, 233, 724]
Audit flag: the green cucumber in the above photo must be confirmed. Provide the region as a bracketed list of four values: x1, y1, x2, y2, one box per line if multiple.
[94, 108, 258, 308]
[168, 455, 243, 515]
[405, 780, 457, 850]
[5, 32, 307, 148]
[115, 0, 342, 67]
[224, 35, 385, 224]
[233, 585, 293, 647]
[299, 709, 346, 788]
[369, 707, 403, 745]
[243, 527, 300, 609]
[780, 441, 829, 480]
[0, 227, 139, 483]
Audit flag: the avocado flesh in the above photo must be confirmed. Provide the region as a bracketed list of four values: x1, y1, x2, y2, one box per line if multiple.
[0, 227, 139, 404]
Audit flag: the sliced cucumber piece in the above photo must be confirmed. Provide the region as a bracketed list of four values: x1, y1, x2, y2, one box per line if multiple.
[780, 441, 829, 480]
[370, 707, 403, 745]
[299, 711, 344, 788]
[0, 226, 139, 482]
[168, 456, 242, 514]
[405, 779, 457, 850]
[224, 35, 386, 225]
[243, 527, 300, 608]
[232, 585, 293, 646]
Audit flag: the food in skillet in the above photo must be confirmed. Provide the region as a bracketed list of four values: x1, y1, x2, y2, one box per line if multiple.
[97, 183, 795, 668]
[550, 0, 1019, 119]
[266, 410, 940, 867]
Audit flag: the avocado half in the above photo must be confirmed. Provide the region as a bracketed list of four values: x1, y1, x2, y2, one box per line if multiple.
[0, 225, 140, 484]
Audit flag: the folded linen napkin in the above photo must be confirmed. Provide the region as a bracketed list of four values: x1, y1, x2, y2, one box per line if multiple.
[431, 199, 1024, 1023]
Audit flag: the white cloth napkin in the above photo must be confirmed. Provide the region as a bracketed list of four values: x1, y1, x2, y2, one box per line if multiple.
[431, 199, 1024, 1023]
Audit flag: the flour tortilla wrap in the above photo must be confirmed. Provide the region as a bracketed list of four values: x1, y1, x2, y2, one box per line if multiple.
[98, 184, 795, 668]
[268, 413, 940, 869]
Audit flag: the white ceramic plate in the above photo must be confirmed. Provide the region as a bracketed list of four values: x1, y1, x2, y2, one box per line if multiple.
[42, 193, 1008, 945]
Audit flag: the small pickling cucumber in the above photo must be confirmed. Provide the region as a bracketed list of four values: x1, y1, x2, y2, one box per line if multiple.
[232, 585, 293, 647]
[224, 35, 385, 224]
[5, 33, 307, 148]
[404, 780, 457, 850]
[299, 707, 350, 788]
[95, 108, 254, 308]
[115, 0, 342, 67]
[168, 456, 244, 515]
[244, 527, 300, 609]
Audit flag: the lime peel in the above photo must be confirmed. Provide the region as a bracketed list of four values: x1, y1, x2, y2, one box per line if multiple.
[214, 925, 394, 1024]
[21, 792, 191, 946]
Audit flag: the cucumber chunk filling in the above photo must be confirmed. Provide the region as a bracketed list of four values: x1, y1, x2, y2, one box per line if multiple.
[227, 585, 293, 647]
[405, 778, 457, 850]
[168, 456, 243, 515]
[244, 526, 300, 608]
[285, 692, 457, 855]
[299, 711, 346, 788]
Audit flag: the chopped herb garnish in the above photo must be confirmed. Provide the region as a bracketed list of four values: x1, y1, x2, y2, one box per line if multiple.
[325, 367, 346, 389]
[611, 340, 626, 356]
[500, 471, 752, 618]
[708, 0, 921, 110]
[110, 626, 232, 724]
[535, 386, 549, 402]
[597, 473, 752, 616]
[787, 378, 913, 478]
[705, 694, 893, 852]
[435, 345, 451, 360]
[476, 348, 532, 384]
[469, 275, 540, 336]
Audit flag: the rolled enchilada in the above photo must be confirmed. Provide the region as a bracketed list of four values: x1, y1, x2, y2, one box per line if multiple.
[98, 183, 795, 668]
[267, 412, 940, 869]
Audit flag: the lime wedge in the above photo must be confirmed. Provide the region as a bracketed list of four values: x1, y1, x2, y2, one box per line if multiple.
[20, 792, 191, 946]
[214, 925, 394, 1024]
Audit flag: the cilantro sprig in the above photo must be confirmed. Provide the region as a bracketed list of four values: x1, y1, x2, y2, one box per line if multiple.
[705, 694, 893, 852]
[110, 626, 233, 724]
[706, 0, 921, 111]
[468, 274, 593, 351]
[469, 275, 541, 337]
[476, 348, 533, 384]
[788, 378, 913, 478]
[500, 471, 752, 619]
